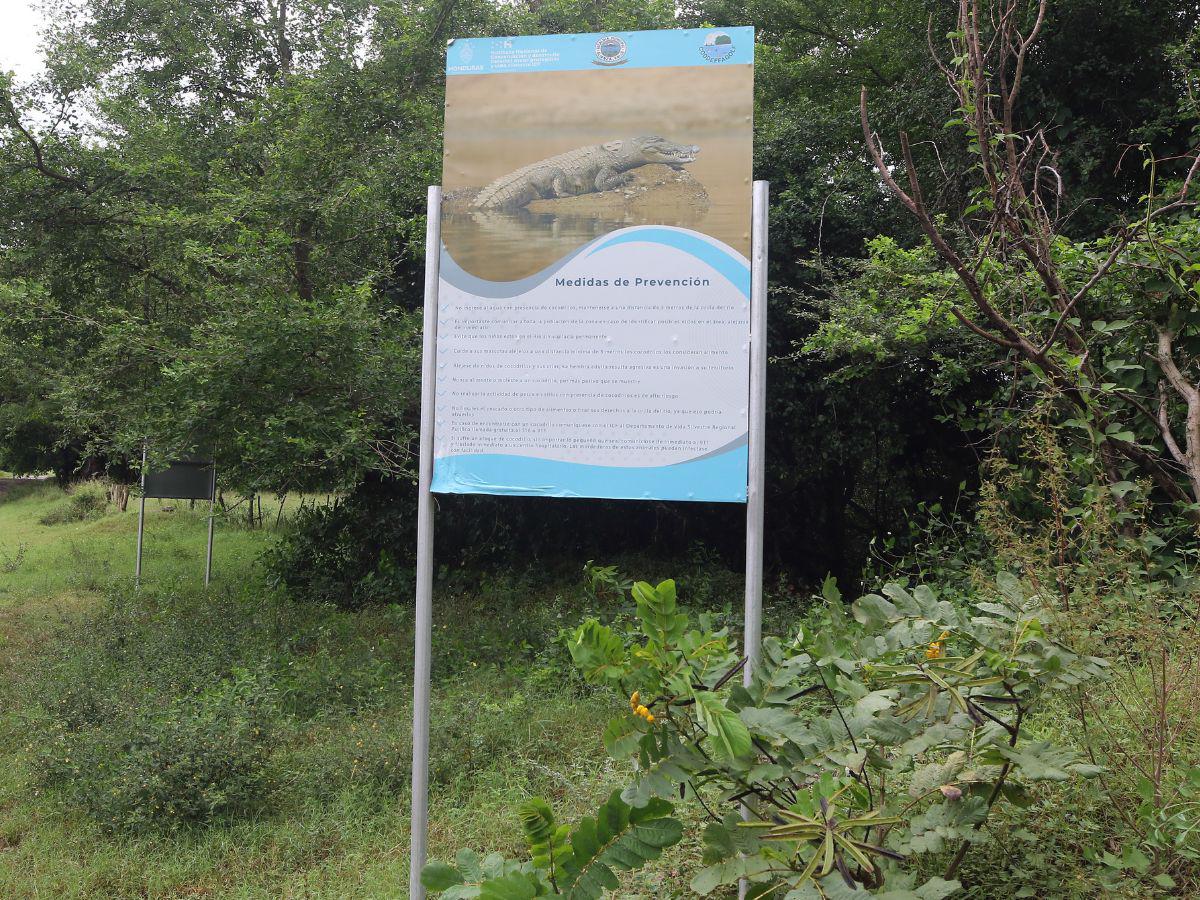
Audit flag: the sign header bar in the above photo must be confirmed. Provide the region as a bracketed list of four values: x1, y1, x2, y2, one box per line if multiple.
[446, 27, 754, 76]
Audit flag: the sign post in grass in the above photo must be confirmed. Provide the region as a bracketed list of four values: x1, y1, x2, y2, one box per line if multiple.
[410, 28, 766, 898]
[135, 449, 218, 588]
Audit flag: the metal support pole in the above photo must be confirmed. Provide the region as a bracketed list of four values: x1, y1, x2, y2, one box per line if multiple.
[205, 497, 215, 586]
[744, 180, 769, 686]
[135, 446, 146, 588]
[740, 180, 770, 900]
[409, 184, 443, 900]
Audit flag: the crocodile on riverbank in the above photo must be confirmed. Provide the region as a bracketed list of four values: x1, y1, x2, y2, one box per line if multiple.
[472, 136, 700, 210]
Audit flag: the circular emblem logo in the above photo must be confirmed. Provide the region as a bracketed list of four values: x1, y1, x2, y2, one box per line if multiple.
[699, 31, 735, 62]
[457, 42, 474, 64]
[593, 35, 628, 66]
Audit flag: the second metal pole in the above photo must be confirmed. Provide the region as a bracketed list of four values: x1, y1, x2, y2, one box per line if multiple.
[740, 180, 770, 900]
[205, 497, 215, 586]
[409, 184, 443, 900]
[744, 180, 769, 686]
[135, 446, 146, 588]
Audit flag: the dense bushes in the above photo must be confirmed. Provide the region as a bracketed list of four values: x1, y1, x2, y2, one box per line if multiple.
[13, 575, 612, 836]
[425, 575, 1110, 897]
[263, 476, 752, 610]
[262, 481, 416, 610]
[37, 667, 279, 830]
[36, 480, 109, 525]
[23, 589, 293, 829]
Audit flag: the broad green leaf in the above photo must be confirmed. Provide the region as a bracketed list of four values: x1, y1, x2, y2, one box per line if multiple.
[822, 575, 842, 603]
[994, 742, 1087, 781]
[456, 849, 484, 883]
[690, 854, 777, 895]
[568, 620, 626, 681]
[740, 706, 816, 745]
[694, 691, 753, 759]
[478, 873, 542, 900]
[561, 792, 682, 899]
[602, 715, 642, 759]
[852, 593, 899, 628]
[422, 861, 466, 891]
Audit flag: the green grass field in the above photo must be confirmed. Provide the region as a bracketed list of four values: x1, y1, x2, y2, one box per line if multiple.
[0, 481, 714, 898]
[3, 482, 1188, 899]
[0, 481, 266, 601]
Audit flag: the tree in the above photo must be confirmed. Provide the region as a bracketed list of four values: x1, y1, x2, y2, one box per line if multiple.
[855, 0, 1200, 518]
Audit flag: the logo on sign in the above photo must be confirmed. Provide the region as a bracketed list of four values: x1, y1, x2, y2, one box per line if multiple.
[593, 35, 628, 66]
[699, 31, 735, 62]
[458, 42, 474, 64]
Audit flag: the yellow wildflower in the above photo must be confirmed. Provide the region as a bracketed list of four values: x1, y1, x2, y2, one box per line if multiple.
[926, 641, 944, 660]
[629, 690, 640, 710]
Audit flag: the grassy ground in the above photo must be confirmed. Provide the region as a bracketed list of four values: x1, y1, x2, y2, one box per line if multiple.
[0, 482, 722, 898]
[7, 483, 1182, 898]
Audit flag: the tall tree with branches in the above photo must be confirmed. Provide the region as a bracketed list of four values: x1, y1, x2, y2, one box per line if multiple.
[860, 0, 1200, 514]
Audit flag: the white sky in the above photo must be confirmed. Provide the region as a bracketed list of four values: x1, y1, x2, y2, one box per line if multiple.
[0, 0, 46, 79]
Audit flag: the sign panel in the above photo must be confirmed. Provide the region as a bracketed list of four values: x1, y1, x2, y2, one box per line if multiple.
[143, 459, 216, 501]
[435, 27, 754, 502]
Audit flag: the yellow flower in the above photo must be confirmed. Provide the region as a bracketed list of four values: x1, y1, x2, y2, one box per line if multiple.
[644, 713, 655, 724]
[926, 642, 944, 659]
[938, 630, 950, 641]
[629, 691, 640, 710]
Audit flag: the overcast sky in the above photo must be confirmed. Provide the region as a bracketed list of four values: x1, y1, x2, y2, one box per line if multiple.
[0, 1, 47, 80]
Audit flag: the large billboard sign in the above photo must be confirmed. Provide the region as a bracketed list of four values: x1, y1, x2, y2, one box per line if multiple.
[433, 27, 754, 502]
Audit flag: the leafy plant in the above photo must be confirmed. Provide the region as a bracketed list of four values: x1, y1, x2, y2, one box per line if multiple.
[36, 666, 279, 830]
[560, 577, 1106, 897]
[0, 540, 26, 573]
[422, 790, 682, 897]
[583, 560, 632, 601]
[37, 480, 109, 525]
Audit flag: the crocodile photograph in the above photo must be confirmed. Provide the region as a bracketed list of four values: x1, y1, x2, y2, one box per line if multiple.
[439, 63, 753, 280]
[471, 136, 701, 210]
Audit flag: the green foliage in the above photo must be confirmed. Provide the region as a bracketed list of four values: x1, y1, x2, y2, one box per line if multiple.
[582, 561, 631, 600]
[22, 586, 293, 831]
[428, 570, 1117, 897]
[567, 620, 627, 682]
[0, 483, 662, 895]
[520, 798, 572, 883]
[36, 666, 279, 830]
[560, 793, 682, 898]
[36, 479, 110, 525]
[561, 577, 1106, 896]
[262, 478, 414, 609]
[422, 791, 683, 898]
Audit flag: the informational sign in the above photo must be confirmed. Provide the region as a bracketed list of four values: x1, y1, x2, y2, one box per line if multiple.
[434, 27, 754, 502]
[142, 459, 216, 501]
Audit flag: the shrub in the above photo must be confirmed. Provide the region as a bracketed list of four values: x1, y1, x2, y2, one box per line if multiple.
[36, 667, 279, 830]
[262, 480, 415, 610]
[425, 575, 1108, 897]
[37, 480, 109, 525]
[21, 586, 296, 831]
[0, 541, 26, 573]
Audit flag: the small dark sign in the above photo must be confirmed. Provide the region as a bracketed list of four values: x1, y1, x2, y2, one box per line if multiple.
[143, 459, 216, 501]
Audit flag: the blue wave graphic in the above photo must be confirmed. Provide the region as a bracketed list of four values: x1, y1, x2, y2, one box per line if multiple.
[440, 225, 750, 298]
[585, 227, 751, 298]
[432, 445, 748, 503]
[439, 240, 595, 298]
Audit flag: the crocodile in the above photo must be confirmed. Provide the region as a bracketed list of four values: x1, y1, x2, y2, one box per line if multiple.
[472, 135, 700, 210]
